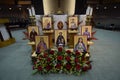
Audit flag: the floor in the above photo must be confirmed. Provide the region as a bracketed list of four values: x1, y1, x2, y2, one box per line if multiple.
[0, 28, 120, 80]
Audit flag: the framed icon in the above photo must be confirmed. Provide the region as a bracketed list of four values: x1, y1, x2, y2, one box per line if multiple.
[68, 16, 78, 30]
[28, 26, 39, 42]
[35, 36, 49, 53]
[42, 16, 52, 30]
[55, 30, 67, 47]
[74, 35, 87, 52]
[81, 26, 92, 39]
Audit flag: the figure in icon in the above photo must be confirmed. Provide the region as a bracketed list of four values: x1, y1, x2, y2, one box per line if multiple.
[57, 21, 63, 30]
[44, 19, 51, 29]
[83, 28, 90, 39]
[56, 32, 65, 47]
[70, 19, 77, 29]
[74, 37, 86, 52]
[36, 37, 47, 53]
[30, 28, 37, 41]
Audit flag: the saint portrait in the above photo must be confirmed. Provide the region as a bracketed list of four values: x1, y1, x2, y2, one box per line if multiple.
[74, 36, 87, 52]
[82, 26, 92, 39]
[68, 16, 78, 30]
[56, 32, 65, 47]
[57, 21, 63, 30]
[70, 19, 76, 29]
[42, 17, 52, 30]
[55, 30, 67, 48]
[28, 26, 39, 42]
[35, 36, 49, 53]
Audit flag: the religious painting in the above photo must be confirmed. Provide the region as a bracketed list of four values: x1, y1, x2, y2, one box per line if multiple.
[55, 30, 67, 48]
[57, 21, 63, 30]
[35, 36, 49, 53]
[68, 16, 78, 30]
[74, 36, 87, 52]
[28, 26, 39, 42]
[81, 26, 92, 39]
[42, 16, 52, 30]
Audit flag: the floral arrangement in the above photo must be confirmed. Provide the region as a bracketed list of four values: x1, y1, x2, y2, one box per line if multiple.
[33, 47, 92, 75]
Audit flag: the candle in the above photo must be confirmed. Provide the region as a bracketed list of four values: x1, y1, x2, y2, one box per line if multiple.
[31, 6, 35, 16]
[28, 8, 32, 16]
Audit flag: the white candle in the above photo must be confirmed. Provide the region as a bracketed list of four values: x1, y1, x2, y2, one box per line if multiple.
[86, 6, 91, 15]
[28, 8, 32, 16]
[31, 6, 35, 16]
[90, 7, 93, 16]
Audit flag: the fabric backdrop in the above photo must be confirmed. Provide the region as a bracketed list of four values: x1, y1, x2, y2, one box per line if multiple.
[53, 15, 67, 30]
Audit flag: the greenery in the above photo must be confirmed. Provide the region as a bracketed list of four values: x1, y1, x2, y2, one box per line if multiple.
[33, 47, 91, 75]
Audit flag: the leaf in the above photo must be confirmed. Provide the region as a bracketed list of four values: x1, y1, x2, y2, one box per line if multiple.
[32, 70, 38, 75]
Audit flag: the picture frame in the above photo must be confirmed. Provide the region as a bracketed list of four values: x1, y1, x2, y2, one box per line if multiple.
[74, 35, 87, 52]
[81, 26, 92, 39]
[42, 16, 52, 30]
[35, 36, 49, 53]
[68, 16, 78, 30]
[55, 30, 67, 47]
[28, 26, 39, 42]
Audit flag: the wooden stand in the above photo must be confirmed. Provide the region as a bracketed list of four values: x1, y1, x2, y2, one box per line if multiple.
[68, 30, 78, 48]
[43, 30, 54, 48]
[31, 51, 37, 64]
[87, 41, 94, 52]
[28, 41, 35, 53]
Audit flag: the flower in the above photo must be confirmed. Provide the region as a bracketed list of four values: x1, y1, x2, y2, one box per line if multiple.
[81, 57, 86, 61]
[50, 50, 54, 54]
[47, 57, 51, 62]
[75, 51, 80, 56]
[76, 50, 78, 52]
[75, 64, 81, 70]
[38, 66, 42, 71]
[56, 63, 62, 69]
[46, 65, 52, 71]
[82, 66, 88, 71]
[65, 56, 71, 61]
[58, 47, 62, 52]
[66, 50, 71, 54]
[75, 58, 79, 63]
[86, 61, 91, 65]
[57, 55, 63, 61]
[66, 63, 72, 70]
[43, 53, 48, 58]
[34, 61, 37, 65]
